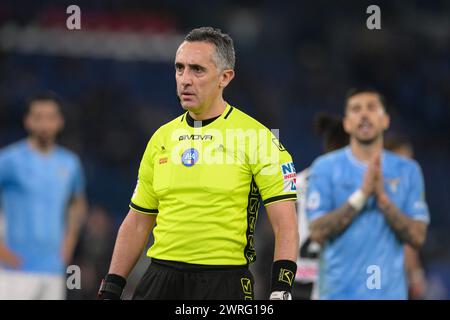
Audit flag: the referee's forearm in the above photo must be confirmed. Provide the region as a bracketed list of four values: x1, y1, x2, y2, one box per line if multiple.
[267, 201, 299, 262]
[273, 224, 299, 262]
[108, 211, 154, 278]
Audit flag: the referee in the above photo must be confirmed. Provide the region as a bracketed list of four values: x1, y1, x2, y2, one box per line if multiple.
[98, 27, 299, 300]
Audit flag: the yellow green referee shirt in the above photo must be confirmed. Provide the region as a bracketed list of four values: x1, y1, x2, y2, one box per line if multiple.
[130, 103, 297, 265]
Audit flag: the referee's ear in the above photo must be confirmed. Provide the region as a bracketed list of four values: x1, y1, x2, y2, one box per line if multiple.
[219, 69, 235, 89]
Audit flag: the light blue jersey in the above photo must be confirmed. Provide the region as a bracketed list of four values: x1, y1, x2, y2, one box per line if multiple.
[0, 140, 85, 274]
[306, 146, 429, 299]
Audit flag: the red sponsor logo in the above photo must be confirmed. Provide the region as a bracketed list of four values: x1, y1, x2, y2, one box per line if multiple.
[283, 173, 296, 180]
[159, 157, 168, 164]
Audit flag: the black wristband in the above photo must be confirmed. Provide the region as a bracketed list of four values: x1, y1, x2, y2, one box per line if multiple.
[98, 274, 127, 300]
[271, 260, 297, 292]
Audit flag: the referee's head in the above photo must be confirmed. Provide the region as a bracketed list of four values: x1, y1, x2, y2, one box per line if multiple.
[184, 27, 235, 71]
[175, 27, 235, 113]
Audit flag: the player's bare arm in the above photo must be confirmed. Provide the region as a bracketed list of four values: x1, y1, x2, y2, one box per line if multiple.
[0, 241, 22, 269]
[377, 196, 427, 249]
[309, 155, 377, 244]
[405, 244, 427, 298]
[62, 194, 88, 265]
[374, 155, 427, 249]
[0, 152, 23, 270]
[108, 209, 156, 278]
[309, 203, 359, 245]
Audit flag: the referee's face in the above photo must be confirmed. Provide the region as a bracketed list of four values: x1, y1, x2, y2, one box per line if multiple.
[175, 41, 223, 113]
[344, 92, 390, 145]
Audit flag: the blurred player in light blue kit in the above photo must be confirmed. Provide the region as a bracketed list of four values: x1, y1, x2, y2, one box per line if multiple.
[293, 113, 348, 300]
[384, 133, 428, 300]
[306, 88, 429, 299]
[0, 93, 87, 299]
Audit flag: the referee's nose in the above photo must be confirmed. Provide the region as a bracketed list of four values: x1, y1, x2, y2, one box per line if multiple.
[179, 70, 193, 88]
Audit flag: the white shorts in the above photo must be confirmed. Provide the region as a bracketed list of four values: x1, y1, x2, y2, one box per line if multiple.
[0, 269, 65, 300]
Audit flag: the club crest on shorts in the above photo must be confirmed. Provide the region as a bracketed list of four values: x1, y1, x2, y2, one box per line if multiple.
[181, 148, 199, 167]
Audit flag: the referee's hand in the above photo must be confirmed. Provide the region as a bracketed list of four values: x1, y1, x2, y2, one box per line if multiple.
[97, 274, 127, 300]
[269, 291, 292, 300]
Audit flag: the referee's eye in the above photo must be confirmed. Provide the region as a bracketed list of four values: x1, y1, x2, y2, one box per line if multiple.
[175, 63, 184, 73]
[190, 64, 206, 74]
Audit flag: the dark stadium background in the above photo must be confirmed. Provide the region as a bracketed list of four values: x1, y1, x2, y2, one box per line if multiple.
[0, 0, 449, 299]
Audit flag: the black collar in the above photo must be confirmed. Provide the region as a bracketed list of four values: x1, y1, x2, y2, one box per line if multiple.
[186, 112, 221, 127]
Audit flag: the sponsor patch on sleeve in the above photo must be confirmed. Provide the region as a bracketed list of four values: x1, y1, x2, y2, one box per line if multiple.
[281, 162, 297, 192]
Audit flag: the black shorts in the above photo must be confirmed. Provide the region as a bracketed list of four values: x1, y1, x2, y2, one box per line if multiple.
[133, 258, 255, 300]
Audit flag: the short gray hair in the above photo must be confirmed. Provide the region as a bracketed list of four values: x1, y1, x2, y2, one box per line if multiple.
[185, 27, 235, 70]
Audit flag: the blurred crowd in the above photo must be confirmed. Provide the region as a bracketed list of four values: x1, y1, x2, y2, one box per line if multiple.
[0, 0, 449, 299]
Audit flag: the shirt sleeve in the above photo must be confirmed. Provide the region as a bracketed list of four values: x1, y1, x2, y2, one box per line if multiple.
[250, 130, 297, 206]
[306, 158, 333, 222]
[402, 161, 430, 223]
[71, 156, 86, 196]
[129, 134, 159, 215]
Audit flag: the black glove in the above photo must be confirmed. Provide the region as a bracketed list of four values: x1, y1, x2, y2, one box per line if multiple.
[97, 274, 127, 300]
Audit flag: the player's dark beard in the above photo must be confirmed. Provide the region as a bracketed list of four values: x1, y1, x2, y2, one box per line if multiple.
[29, 134, 55, 152]
[355, 134, 380, 145]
